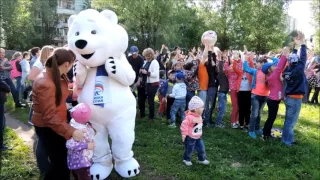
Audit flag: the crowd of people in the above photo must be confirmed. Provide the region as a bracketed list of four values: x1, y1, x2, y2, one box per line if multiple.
[0, 31, 319, 179]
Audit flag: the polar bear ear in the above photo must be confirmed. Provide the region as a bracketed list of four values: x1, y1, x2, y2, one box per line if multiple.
[68, 15, 77, 27]
[100, 10, 118, 24]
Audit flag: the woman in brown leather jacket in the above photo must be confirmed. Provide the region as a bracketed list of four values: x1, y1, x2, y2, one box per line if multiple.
[32, 47, 84, 180]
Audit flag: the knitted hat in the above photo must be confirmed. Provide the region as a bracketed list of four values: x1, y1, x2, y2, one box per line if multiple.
[188, 96, 204, 111]
[69, 103, 91, 124]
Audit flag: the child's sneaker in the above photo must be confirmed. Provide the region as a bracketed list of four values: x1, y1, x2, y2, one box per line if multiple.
[248, 131, 257, 139]
[216, 124, 225, 128]
[183, 160, 192, 166]
[231, 123, 239, 129]
[168, 123, 176, 128]
[198, 159, 210, 165]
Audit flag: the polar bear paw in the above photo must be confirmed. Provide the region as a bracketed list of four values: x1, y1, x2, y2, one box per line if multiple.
[90, 163, 113, 180]
[115, 158, 140, 178]
[106, 57, 117, 75]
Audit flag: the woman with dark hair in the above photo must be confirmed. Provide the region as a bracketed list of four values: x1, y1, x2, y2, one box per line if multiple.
[32, 48, 84, 180]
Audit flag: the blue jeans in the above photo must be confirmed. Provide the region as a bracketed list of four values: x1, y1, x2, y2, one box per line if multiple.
[198, 90, 207, 104]
[183, 136, 206, 161]
[36, 136, 51, 174]
[249, 94, 267, 132]
[204, 87, 218, 125]
[15, 77, 22, 99]
[216, 92, 227, 125]
[0, 92, 6, 148]
[170, 99, 186, 123]
[29, 105, 33, 123]
[4, 78, 19, 104]
[282, 96, 302, 146]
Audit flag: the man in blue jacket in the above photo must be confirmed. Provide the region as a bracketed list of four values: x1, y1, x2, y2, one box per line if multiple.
[282, 31, 306, 146]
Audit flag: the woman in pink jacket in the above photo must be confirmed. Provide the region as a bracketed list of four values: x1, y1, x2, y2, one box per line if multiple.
[10, 52, 22, 100]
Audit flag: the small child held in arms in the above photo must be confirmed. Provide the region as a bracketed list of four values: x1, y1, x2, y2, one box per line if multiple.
[168, 72, 187, 128]
[66, 103, 96, 180]
[180, 96, 209, 166]
[158, 70, 167, 117]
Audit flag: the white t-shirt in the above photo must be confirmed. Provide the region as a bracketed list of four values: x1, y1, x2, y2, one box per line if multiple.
[32, 58, 44, 71]
[239, 73, 251, 91]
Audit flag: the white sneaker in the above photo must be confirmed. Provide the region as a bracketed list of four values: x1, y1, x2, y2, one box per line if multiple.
[231, 123, 239, 129]
[183, 160, 193, 166]
[198, 159, 210, 165]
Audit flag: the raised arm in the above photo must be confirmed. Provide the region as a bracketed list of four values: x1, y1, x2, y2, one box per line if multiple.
[243, 61, 256, 75]
[232, 60, 242, 75]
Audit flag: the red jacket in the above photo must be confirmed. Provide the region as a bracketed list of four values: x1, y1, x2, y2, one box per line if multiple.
[232, 57, 254, 92]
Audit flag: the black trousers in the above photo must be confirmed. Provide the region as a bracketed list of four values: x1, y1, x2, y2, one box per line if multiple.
[166, 97, 175, 120]
[146, 83, 159, 119]
[137, 87, 146, 118]
[263, 99, 280, 137]
[34, 126, 70, 180]
[238, 91, 251, 126]
[311, 87, 320, 104]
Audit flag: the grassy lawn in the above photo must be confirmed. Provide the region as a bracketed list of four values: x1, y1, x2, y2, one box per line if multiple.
[0, 128, 39, 179]
[2, 94, 320, 180]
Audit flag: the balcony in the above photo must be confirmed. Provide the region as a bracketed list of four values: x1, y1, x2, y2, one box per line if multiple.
[57, 0, 76, 15]
[57, 8, 76, 15]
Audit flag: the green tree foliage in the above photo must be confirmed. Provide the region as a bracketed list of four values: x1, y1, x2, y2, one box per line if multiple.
[31, 0, 58, 47]
[0, 0, 58, 50]
[0, 0, 34, 50]
[92, 0, 289, 53]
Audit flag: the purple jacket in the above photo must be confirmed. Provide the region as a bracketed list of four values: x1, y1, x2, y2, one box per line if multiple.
[66, 120, 95, 170]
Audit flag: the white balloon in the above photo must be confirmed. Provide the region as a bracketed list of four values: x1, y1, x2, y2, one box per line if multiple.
[201, 30, 217, 46]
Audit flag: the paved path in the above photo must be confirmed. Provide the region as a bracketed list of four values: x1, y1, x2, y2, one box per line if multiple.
[5, 113, 37, 149]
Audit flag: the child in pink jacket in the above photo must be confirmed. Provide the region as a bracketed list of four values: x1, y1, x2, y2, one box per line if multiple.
[180, 96, 209, 166]
[66, 103, 96, 180]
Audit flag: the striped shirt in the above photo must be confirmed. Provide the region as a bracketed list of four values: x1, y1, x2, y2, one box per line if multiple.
[0, 59, 13, 80]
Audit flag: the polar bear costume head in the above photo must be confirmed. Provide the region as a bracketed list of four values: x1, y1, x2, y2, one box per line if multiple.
[68, 9, 128, 67]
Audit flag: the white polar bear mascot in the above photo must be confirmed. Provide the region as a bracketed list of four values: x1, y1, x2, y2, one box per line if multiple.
[67, 9, 140, 179]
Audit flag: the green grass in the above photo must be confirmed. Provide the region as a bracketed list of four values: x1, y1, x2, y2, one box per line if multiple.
[0, 128, 39, 180]
[3, 94, 320, 180]
[5, 95, 30, 124]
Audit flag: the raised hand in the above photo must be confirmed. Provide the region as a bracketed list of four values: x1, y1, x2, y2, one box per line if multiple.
[282, 46, 290, 57]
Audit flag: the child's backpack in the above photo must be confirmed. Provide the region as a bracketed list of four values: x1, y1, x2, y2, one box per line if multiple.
[16, 60, 22, 72]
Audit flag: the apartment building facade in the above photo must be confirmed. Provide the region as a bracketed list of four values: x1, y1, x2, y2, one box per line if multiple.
[54, 0, 85, 47]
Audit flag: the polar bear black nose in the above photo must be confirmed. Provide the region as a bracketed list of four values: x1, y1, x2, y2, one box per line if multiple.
[75, 39, 87, 49]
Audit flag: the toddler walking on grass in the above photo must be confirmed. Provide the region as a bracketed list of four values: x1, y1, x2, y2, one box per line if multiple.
[180, 96, 209, 166]
[66, 103, 96, 180]
[168, 72, 187, 128]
